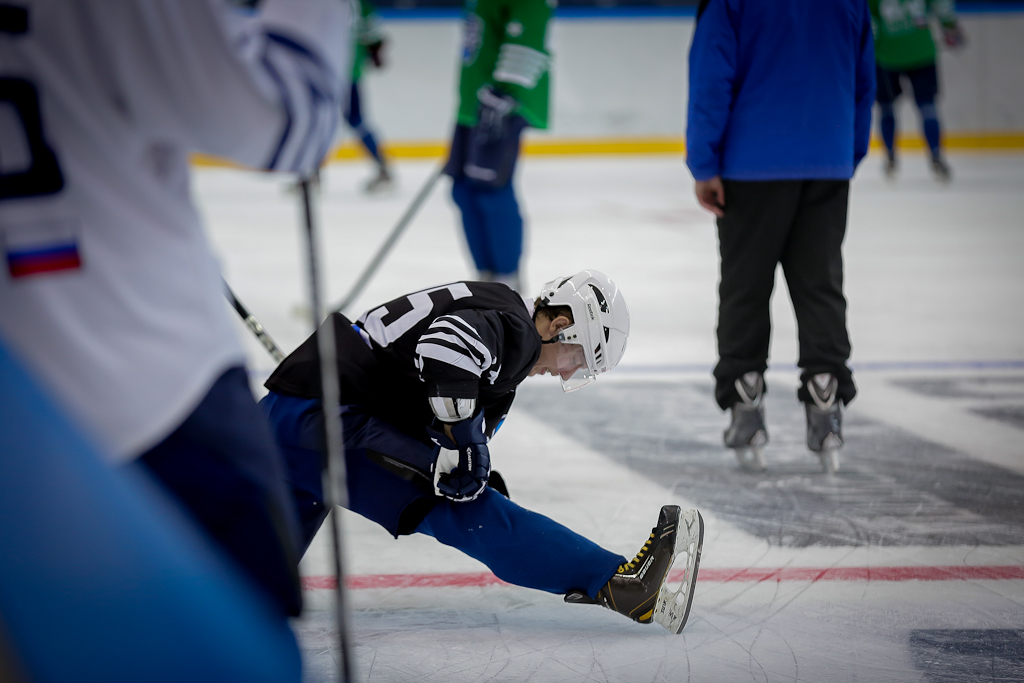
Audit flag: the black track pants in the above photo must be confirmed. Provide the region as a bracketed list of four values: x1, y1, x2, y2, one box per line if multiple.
[713, 179, 856, 410]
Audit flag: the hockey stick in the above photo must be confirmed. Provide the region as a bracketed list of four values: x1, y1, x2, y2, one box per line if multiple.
[223, 281, 285, 364]
[331, 164, 445, 315]
[299, 177, 355, 683]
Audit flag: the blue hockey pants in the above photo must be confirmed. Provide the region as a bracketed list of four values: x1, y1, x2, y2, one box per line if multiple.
[260, 391, 624, 599]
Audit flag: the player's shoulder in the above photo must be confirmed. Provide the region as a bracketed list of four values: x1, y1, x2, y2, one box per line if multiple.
[462, 281, 532, 313]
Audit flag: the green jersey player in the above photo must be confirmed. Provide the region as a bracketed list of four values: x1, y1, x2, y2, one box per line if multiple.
[443, 0, 553, 291]
[870, 0, 964, 180]
[346, 0, 393, 192]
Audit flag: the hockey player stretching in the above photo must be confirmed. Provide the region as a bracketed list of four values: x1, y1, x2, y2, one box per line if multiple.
[262, 271, 703, 633]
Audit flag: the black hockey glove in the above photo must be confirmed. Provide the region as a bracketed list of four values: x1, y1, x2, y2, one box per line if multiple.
[426, 413, 490, 502]
[462, 87, 527, 188]
[365, 39, 385, 68]
[475, 86, 517, 142]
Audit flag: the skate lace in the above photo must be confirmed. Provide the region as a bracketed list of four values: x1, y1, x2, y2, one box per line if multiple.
[618, 530, 655, 574]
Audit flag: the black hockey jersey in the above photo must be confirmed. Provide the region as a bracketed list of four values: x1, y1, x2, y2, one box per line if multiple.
[265, 282, 541, 443]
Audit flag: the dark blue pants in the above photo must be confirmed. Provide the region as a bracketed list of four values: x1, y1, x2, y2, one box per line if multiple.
[261, 391, 624, 599]
[344, 81, 384, 165]
[138, 367, 303, 617]
[875, 63, 942, 158]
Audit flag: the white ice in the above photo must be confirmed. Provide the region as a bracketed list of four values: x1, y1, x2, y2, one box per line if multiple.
[195, 152, 1024, 682]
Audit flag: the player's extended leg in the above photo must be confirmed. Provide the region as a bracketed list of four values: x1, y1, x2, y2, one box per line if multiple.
[908, 64, 949, 181]
[420, 493, 703, 633]
[138, 366, 304, 617]
[875, 65, 901, 177]
[416, 487, 624, 598]
[781, 180, 855, 473]
[452, 176, 497, 278]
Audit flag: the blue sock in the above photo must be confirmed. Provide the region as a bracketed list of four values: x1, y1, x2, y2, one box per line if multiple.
[473, 183, 523, 275]
[417, 488, 624, 598]
[356, 126, 383, 166]
[879, 103, 896, 158]
[452, 178, 493, 272]
[918, 102, 941, 159]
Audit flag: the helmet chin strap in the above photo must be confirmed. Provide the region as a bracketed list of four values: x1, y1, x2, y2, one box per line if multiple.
[540, 330, 565, 345]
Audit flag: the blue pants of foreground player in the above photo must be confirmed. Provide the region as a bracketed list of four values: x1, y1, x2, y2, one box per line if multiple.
[139, 367, 303, 618]
[261, 391, 624, 600]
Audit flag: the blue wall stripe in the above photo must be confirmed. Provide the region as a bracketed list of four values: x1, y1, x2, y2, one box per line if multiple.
[378, 4, 1023, 21]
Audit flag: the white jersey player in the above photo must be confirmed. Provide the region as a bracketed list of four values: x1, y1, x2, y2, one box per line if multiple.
[0, 0, 352, 618]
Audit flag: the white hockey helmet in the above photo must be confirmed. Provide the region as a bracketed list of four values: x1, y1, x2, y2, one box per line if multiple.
[536, 270, 630, 392]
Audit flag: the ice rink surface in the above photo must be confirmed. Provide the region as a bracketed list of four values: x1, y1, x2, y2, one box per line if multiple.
[195, 152, 1024, 682]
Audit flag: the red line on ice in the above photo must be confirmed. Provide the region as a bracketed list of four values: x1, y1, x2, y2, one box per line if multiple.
[302, 565, 1024, 590]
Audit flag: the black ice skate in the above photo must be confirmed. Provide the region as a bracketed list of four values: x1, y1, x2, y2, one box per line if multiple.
[564, 506, 704, 635]
[724, 371, 768, 472]
[805, 373, 843, 474]
[883, 154, 898, 179]
[930, 156, 951, 183]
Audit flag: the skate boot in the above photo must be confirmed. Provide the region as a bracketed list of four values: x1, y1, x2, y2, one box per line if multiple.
[805, 373, 843, 474]
[724, 371, 768, 472]
[364, 164, 393, 193]
[564, 506, 704, 634]
[883, 154, 898, 179]
[930, 156, 951, 183]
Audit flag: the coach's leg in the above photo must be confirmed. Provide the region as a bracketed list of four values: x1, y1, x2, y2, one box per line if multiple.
[714, 180, 801, 409]
[782, 180, 856, 406]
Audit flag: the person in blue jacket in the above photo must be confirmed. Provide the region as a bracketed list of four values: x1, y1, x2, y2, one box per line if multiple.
[686, 0, 875, 475]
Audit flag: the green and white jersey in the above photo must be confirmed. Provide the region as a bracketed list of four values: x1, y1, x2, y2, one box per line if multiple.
[352, 0, 385, 82]
[869, 0, 957, 71]
[456, 0, 554, 129]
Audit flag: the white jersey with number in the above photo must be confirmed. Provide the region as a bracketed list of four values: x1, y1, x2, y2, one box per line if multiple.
[0, 0, 351, 461]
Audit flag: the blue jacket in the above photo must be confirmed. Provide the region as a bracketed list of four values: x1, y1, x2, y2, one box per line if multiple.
[686, 0, 876, 182]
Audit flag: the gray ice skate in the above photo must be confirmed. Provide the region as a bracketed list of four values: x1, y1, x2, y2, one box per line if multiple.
[930, 156, 951, 183]
[883, 154, 898, 180]
[724, 371, 767, 472]
[563, 506, 704, 635]
[364, 164, 393, 193]
[805, 373, 843, 474]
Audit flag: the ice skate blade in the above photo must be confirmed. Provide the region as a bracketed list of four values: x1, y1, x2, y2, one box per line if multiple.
[735, 445, 767, 473]
[653, 509, 703, 635]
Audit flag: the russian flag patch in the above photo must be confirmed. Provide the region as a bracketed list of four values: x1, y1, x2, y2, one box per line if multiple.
[4, 220, 83, 279]
[7, 242, 81, 278]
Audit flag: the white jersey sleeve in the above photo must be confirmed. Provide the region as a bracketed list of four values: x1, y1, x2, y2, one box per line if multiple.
[0, 0, 352, 461]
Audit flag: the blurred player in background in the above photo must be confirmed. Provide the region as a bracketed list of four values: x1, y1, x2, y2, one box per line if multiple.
[347, 0, 394, 192]
[0, 0, 351, 620]
[261, 272, 705, 635]
[687, 0, 875, 474]
[443, 0, 553, 292]
[870, 0, 964, 181]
